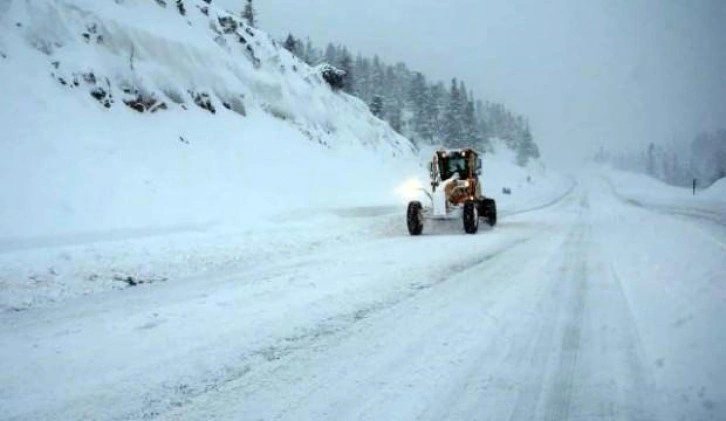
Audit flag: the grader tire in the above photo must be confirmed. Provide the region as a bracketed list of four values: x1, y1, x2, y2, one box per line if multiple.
[407, 201, 424, 235]
[480, 198, 497, 227]
[463, 201, 479, 234]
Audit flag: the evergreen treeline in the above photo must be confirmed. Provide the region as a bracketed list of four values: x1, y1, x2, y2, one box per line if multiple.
[595, 129, 726, 188]
[283, 35, 540, 166]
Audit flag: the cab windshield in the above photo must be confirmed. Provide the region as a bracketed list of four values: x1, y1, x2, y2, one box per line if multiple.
[440, 155, 469, 180]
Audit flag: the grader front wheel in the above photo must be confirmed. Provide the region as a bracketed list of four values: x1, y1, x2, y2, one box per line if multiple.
[463, 201, 479, 234]
[407, 201, 424, 235]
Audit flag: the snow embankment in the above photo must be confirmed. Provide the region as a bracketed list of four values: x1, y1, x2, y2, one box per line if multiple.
[0, 0, 418, 241]
[600, 167, 726, 220]
[700, 177, 726, 200]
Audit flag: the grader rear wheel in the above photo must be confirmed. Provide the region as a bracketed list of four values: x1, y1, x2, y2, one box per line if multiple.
[480, 198, 497, 227]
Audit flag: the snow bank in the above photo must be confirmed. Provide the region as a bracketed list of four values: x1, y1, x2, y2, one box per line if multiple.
[701, 177, 726, 200]
[600, 166, 726, 210]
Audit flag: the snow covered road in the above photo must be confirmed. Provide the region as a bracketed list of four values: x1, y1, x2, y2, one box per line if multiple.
[1, 175, 724, 420]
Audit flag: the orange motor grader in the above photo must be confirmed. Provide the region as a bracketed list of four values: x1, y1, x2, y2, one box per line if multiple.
[407, 148, 497, 235]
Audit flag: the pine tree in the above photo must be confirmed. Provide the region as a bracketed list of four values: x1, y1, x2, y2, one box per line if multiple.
[371, 56, 385, 94]
[646, 143, 656, 176]
[303, 38, 318, 65]
[382, 65, 405, 132]
[409, 72, 432, 142]
[458, 80, 469, 125]
[283, 34, 298, 56]
[370, 95, 384, 118]
[429, 82, 447, 141]
[338, 48, 354, 94]
[443, 78, 463, 147]
[242, 0, 256, 28]
[387, 63, 409, 117]
[354, 55, 371, 101]
[323, 43, 337, 65]
[387, 106, 403, 133]
[415, 90, 435, 142]
[475, 100, 492, 152]
[461, 92, 478, 147]
[516, 123, 539, 166]
[408, 72, 426, 107]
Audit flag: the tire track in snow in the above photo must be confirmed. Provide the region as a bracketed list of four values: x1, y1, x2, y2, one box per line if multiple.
[510, 187, 657, 421]
[414, 221, 578, 421]
[508, 222, 588, 421]
[200, 229, 568, 421]
[608, 263, 659, 421]
[542, 226, 587, 421]
[136, 237, 537, 420]
[418, 184, 658, 421]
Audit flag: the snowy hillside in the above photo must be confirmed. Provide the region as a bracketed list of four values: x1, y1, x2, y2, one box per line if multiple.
[0, 0, 419, 239]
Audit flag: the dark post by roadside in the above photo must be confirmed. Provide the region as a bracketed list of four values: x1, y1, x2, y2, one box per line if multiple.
[693, 178, 697, 195]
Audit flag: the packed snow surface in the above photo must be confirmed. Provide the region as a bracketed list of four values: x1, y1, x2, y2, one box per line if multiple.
[1, 170, 724, 420]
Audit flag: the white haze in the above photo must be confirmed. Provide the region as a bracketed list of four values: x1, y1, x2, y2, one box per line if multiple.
[218, 0, 726, 167]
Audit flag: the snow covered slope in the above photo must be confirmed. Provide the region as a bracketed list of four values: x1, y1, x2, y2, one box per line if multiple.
[0, 0, 418, 239]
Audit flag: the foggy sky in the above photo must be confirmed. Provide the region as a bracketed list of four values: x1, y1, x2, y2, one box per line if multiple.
[218, 0, 726, 165]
